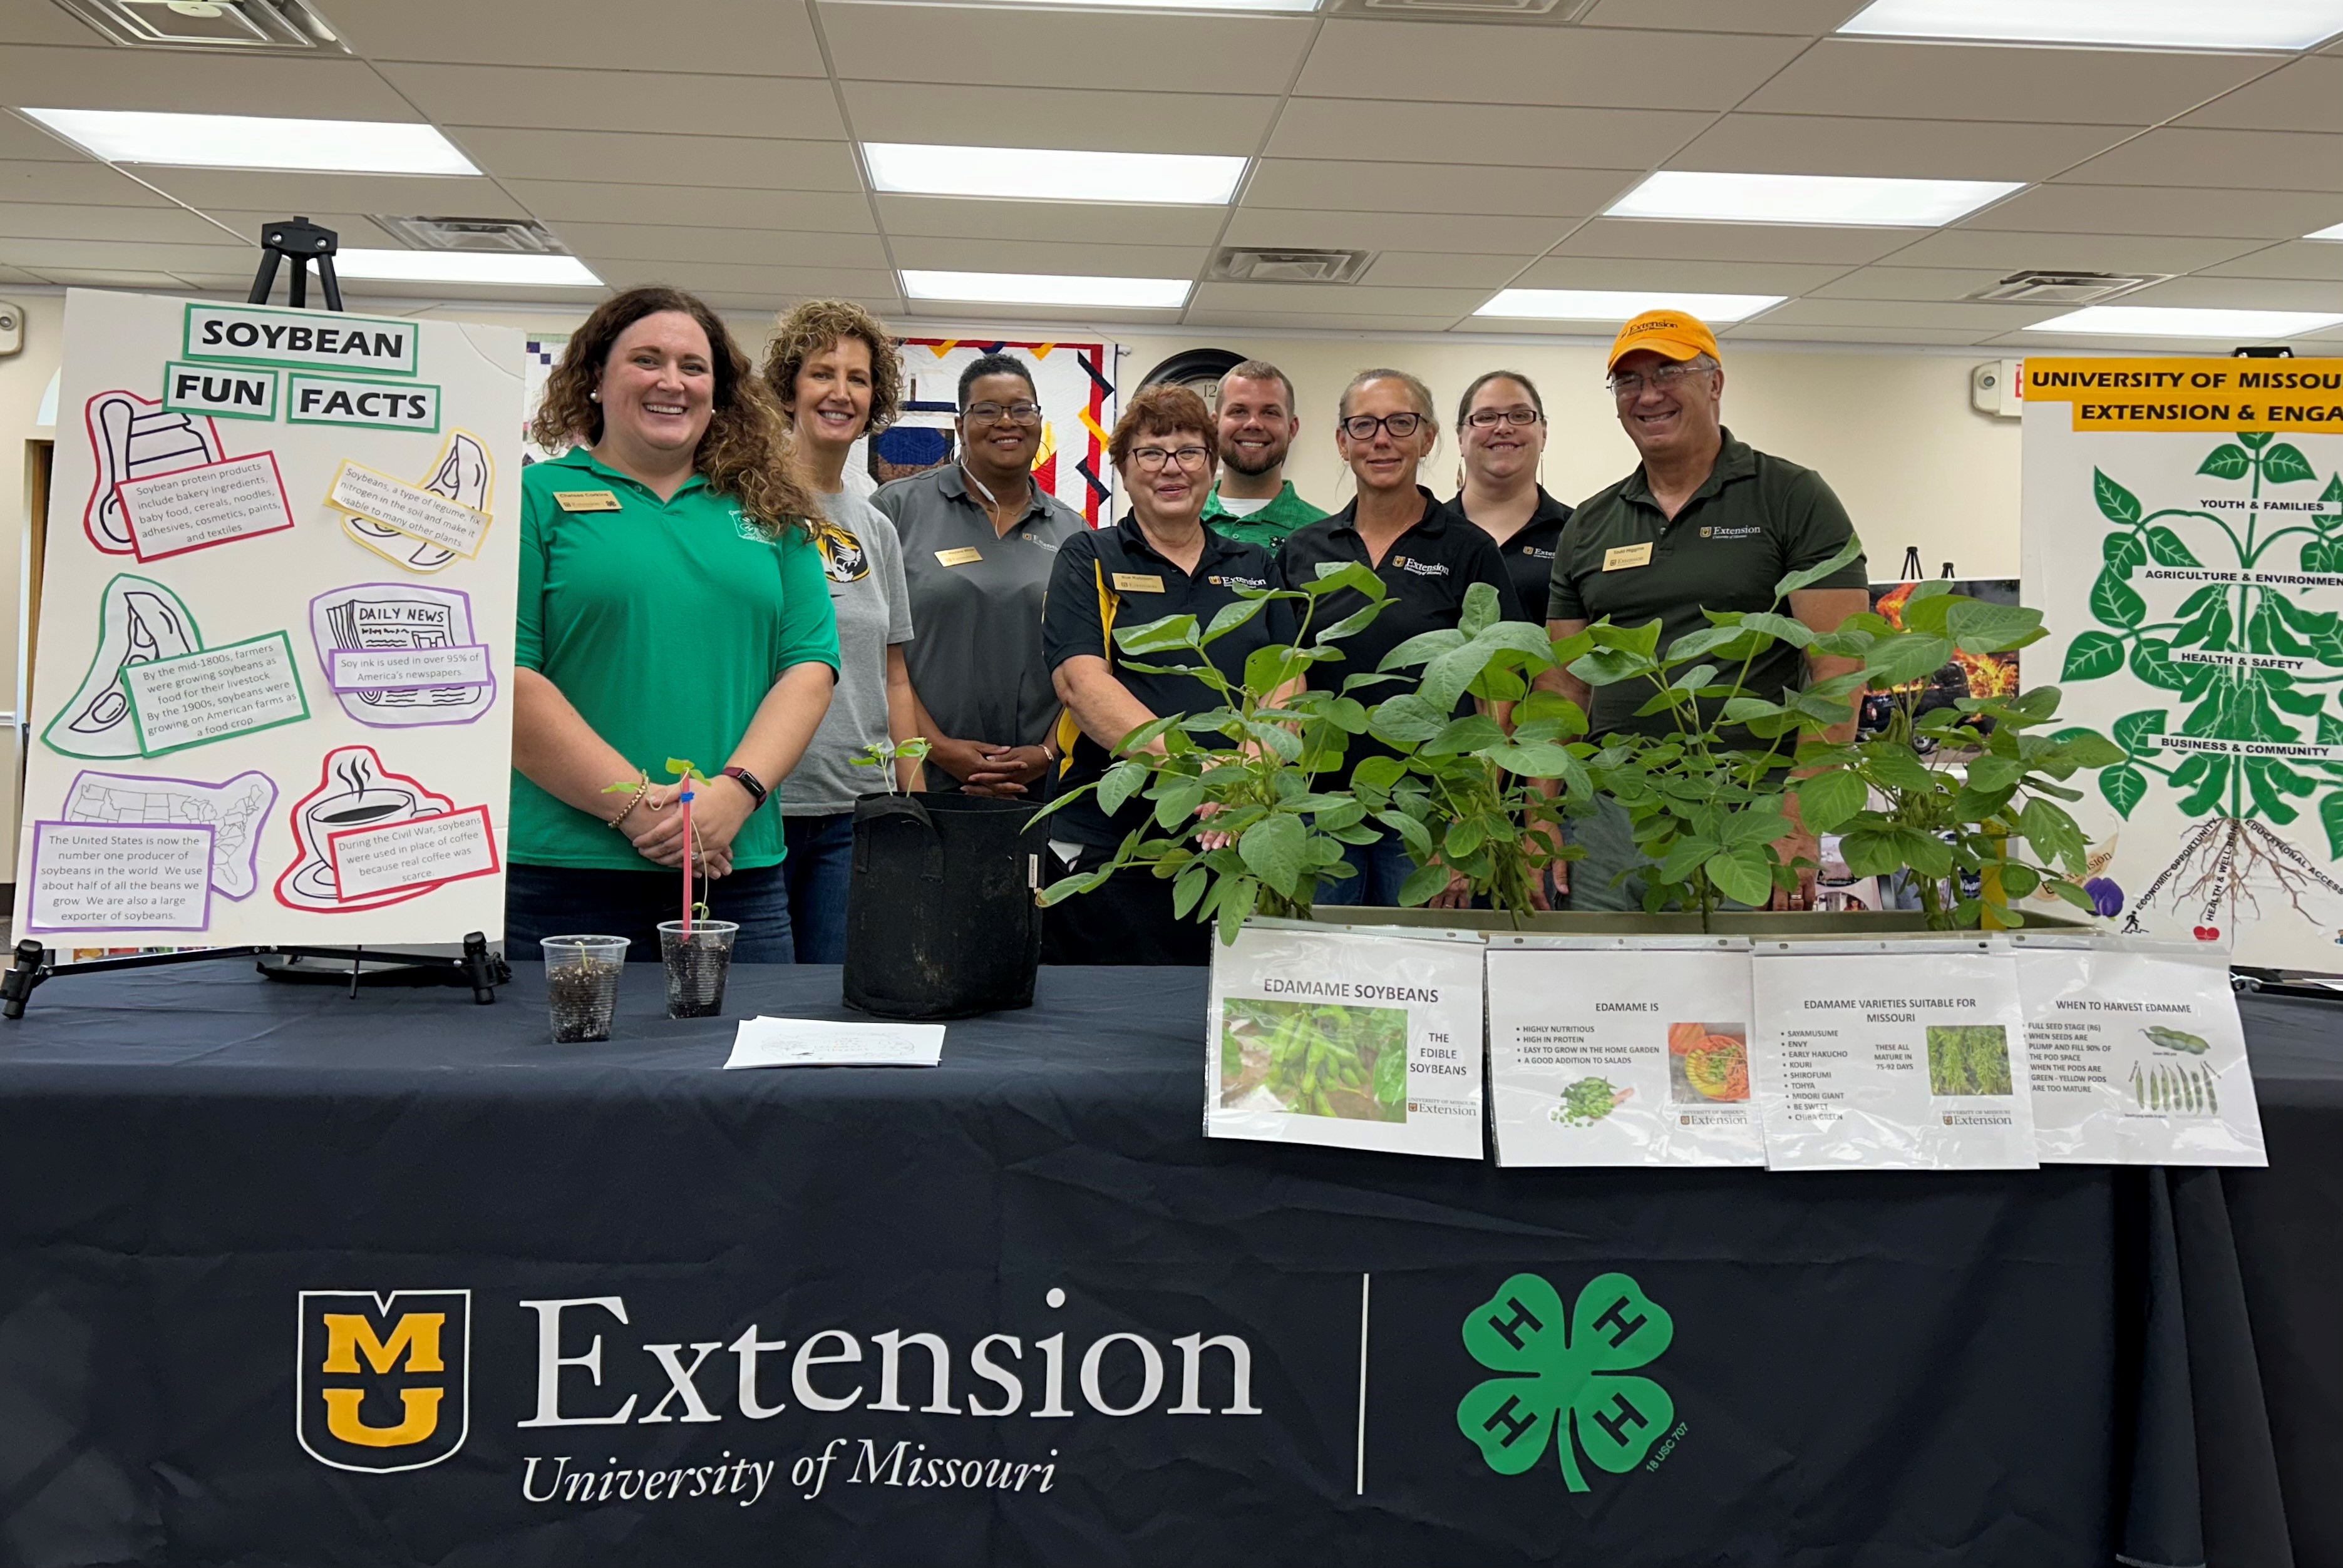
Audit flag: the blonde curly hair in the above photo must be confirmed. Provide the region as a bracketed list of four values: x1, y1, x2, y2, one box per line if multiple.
[761, 298, 905, 437]
[532, 284, 818, 537]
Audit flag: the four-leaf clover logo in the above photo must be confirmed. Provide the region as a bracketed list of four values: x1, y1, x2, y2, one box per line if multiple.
[1456, 1271, 1674, 1492]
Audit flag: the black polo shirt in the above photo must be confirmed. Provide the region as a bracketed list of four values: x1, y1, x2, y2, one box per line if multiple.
[1042, 515, 1291, 847]
[1277, 487, 1513, 782]
[1451, 484, 1573, 623]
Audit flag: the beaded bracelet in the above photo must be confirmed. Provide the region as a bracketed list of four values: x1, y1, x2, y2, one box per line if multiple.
[605, 771, 651, 829]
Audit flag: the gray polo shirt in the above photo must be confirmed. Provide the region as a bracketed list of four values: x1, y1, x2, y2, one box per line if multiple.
[780, 489, 915, 815]
[872, 464, 1086, 784]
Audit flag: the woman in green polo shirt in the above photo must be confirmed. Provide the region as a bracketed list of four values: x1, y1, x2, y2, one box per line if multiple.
[508, 285, 840, 962]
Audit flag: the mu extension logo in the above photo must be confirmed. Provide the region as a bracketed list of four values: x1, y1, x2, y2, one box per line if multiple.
[297, 1291, 471, 1473]
[1456, 1273, 1673, 1492]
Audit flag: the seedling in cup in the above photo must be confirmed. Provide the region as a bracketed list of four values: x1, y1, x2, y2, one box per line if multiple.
[852, 736, 933, 797]
[604, 757, 714, 933]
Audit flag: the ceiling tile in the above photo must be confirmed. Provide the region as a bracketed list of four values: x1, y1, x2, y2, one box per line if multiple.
[1189, 310, 1466, 332]
[2121, 276, 2343, 311]
[843, 81, 1272, 156]
[0, 202, 231, 244]
[0, 115, 83, 161]
[511, 182, 875, 233]
[820, 4, 1313, 95]
[1222, 207, 1573, 257]
[1721, 324, 1996, 344]
[904, 300, 1178, 325]
[386, 65, 844, 139]
[876, 195, 1228, 246]
[550, 221, 887, 266]
[1580, 0, 1865, 33]
[1242, 160, 1637, 218]
[1805, 265, 2011, 301]
[200, 209, 445, 248]
[0, 45, 416, 119]
[1555, 218, 1916, 264]
[1967, 183, 2343, 240]
[2199, 242, 2343, 282]
[1883, 228, 2276, 274]
[26, 267, 200, 289]
[1979, 327, 2314, 352]
[0, 159, 175, 206]
[1512, 255, 1852, 292]
[1190, 280, 1487, 317]
[320, 0, 819, 72]
[2180, 57, 2343, 133]
[1267, 100, 1711, 168]
[0, 238, 247, 272]
[1294, 20, 1801, 109]
[0, 263, 39, 284]
[1741, 40, 2267, 125]
[590, 260, 902, 299]
[451, 130, 862, 192]
[0, 4, 103, 44]
[1668, 113, 2129, 182]
[703, 292, 904, 317]
[2055, 128, 2343, 193]
[138, 168, 526, 217]
[888, 235, 1206, 276]
[1751, 298, 2059, 330]
[1361, 252, 1534, 287]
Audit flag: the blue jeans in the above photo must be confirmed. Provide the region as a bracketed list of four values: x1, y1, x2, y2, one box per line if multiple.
[1312, 833, 1420, 908]
[504, 861, 794, 963]
[781, 812, 856, 965]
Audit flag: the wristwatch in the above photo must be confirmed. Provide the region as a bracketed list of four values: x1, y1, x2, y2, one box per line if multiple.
[719, 765, 770, 811]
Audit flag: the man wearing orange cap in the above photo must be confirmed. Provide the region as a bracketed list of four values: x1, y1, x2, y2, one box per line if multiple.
[1542, 310, 1870, 911]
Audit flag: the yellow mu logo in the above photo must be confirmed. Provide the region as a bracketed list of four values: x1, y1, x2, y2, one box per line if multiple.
[297, 1290, 470, 1472]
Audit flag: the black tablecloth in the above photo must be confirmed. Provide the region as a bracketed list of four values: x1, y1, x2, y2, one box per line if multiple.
[0, 963, 2308, 1568]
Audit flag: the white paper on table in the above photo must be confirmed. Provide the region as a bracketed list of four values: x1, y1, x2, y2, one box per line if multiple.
[2014, 935, 2266, 1167]
[1750, 937, 2039, 1172]
[1485, 935, 1764, 1167]
[723, 1016, 945, 1068]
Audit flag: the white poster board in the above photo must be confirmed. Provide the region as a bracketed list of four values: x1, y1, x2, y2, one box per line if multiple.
[1485, 937, 1764, 1167]
[1749, 938, 2039, 1172]
[2015, 937, 2267, 1166]
[1207, 920, 1485, 1161]
[2022, 359, 2343, 971]
[14, 290, 523, 946]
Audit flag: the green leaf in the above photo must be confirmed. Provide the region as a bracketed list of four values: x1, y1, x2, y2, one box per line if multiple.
[1242, 643, 1306, 697]
[1152, 776, 1208, 830]
[1376, 809, 1434, 860]
[1367, 692, 1448, 746]
[2130, 637, 2188, 692]
[1864, 633, 1955, 687]
[1202, 596, 1271, 643]
[2263, 443, 2317, 484]
[2103, 531, 2148, 572]
[2239, 431, 2272, 451]
[1737, 612, 1815, 648]
[1306, 560, 1387, 599]
[2143, 526, 2202, 568]
[2062, 630, 2127, 681]
[1798, 768, 1868, 834]
[2089, 568, 2146, 629]
[1773, 532, 1865, 598]
[2056, 731, 2128, 769]
[1945, 600, 2045, 654]
[2112, 709, 2166, 756]
[1459, 579, 1503, 637]
[2322, 792, 2343, 860]
[1838, 828, 1904, 878]
[2094, 468, 2143, 525]
[1238, 813, 1306, 899]
[1351, 755, 1408, 795]
[2196, 444, 2252, 481]
[1398, 860, 1453, 908]
[1656, 836, 1721, 884]
[1862, 741, 1936, 792]
[1423, 715, 1507, 757]
[1706, 846, 1774, 906]
[1098, 759, 1148, 816]
[1172, 863, 1211, 920]
[2100, 764, 2147, 820]
[1114, 613, 1200, 654]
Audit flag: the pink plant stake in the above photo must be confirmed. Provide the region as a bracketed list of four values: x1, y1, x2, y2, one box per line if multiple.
[679, 783, 695, 937]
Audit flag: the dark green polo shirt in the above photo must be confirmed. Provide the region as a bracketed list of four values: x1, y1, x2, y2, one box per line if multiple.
[1201, 480, 1328, 550]
[1550, 429, 1867, 739]
[1041, 516, 1292, 846]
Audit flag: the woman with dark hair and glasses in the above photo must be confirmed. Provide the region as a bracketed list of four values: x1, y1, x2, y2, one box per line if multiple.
[1277, 369, 1510, 907]
[508, 284, 840, 961]
[874, 352, 1085, 797]
[1452, 369, 1573, 623]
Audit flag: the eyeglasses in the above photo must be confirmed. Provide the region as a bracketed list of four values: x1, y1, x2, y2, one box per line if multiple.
[1339, 411, 1426, 441]
[1465, 406, 1543, 430]
[964, 400, 1043, 424]
[1131, 444, 1210, 472]
[1607, 362, 1714, 399]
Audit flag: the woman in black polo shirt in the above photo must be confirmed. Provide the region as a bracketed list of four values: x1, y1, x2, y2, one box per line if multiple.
[1042, 384, 1289, 964]
[1278, 369, 1511, 907]
[1452, 370, 1573, 623]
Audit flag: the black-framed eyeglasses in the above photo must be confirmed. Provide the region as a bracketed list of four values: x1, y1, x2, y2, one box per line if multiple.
[1340, 411, 1426, 441]
[1607, 362, 1712, 399]
[1131, 444, 1211, 472]
[964, 399, 1043, 424]
[1465, 406, 1543, 429]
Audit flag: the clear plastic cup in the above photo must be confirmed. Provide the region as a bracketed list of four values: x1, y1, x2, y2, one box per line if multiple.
[658, 920, 740, 1019]
[541, 935, 628, 1042]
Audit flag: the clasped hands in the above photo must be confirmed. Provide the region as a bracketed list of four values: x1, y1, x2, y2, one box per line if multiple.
[615, 777, 756, 879]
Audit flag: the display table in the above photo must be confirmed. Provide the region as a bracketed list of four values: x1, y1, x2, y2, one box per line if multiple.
[0, 963, 2304, 1568]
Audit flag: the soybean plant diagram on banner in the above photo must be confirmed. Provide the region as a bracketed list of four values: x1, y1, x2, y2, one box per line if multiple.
[2023, 357, 2343, 971]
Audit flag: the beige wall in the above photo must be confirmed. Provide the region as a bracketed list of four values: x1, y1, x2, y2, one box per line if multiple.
[2, 291, 65, 716]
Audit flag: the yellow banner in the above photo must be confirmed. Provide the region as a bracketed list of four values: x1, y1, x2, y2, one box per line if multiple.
[2024, 357, 2343, 432]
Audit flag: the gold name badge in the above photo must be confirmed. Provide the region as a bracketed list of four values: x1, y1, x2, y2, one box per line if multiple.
[552, 489, 623, 513]
[1111, 572, 1165, 593]
[935, 546, 984, 566]
[1602, 541, 1654, 571]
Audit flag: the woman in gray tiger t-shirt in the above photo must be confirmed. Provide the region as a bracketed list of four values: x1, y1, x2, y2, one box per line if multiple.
[760, 300, 920, 964]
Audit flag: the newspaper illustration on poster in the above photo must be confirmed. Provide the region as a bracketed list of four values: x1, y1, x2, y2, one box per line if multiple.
[1207, 919, 1485, 1161]
[2021, 357, 2343, 971]
[13, 290, 523, 945]
[1485, 937, 1764, 1167]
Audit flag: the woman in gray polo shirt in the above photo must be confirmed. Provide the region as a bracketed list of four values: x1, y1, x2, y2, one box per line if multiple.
[760, 300, 919, 963]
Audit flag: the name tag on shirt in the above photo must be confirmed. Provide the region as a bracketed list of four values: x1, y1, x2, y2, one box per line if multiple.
[1111, 572, 1165, 593]
[1602, 541, 1655, 571]
[935, 546, 984, 567]
[553, 489, 622, 513]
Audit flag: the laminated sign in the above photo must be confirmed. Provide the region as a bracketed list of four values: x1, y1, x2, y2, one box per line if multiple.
[1207, 920, 1485, 1160]
[1485, 937, 1764, 1167]
[2015, 938, 2267, 1166]
[1750, 938, 2039, 1172]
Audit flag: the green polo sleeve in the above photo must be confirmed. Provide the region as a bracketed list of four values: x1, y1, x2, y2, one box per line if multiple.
[1781, 470, 1869, 588]
[773, 527, 843, 677]
[516, 478, 551, 673]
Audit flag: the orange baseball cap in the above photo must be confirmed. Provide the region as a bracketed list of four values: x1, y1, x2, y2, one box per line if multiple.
[1607, 310, 1721, 371]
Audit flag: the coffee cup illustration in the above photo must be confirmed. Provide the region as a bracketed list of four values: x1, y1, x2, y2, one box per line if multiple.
[275, 746, 454, 911]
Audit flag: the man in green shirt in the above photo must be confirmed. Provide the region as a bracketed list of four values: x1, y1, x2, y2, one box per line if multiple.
[1543, 310, 1870, 912]
[1199, 358, 1327, 548]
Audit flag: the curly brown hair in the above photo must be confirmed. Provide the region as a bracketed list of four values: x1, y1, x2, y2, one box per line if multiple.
[760, 299, 904, 437]
[532, 284, 818, 536]
[1108, 383, 1218, 470]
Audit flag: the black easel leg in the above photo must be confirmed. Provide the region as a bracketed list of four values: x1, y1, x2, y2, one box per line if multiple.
[461, 933, 498, 1005]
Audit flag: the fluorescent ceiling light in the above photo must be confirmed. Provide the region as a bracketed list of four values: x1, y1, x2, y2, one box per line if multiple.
[1475, 289, 1783, 324]
[901, 269, 1189, 309]
[20, 108, 478, 176]
[2308, 220, 2343, 241]
[857, 0, 1320, 9]
[1839, 0, 2343, 51]
[2024, 305, 2343, 338]
[864, 143, 1245, 206]
[334, 250, 602, 287]
[1607, 171, 2021, 228]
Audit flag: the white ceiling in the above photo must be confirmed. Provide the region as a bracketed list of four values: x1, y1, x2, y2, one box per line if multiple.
[0, 0, 2339, 348]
